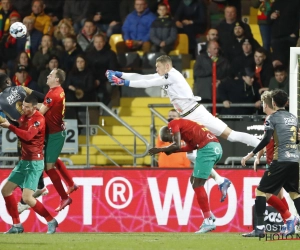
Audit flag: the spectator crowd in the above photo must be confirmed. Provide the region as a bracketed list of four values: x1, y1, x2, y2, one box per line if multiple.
[0, 0, 298, 119]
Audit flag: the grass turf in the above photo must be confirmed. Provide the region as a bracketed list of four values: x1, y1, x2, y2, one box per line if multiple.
[1, 233, 297, 250]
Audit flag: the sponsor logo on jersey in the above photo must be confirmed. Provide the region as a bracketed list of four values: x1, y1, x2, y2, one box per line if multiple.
[164, 85, 169, 89]
[34, 121, 40, 127]
[6, 89, 21, 105]
[284, 116, 297, 126]
[164, 73, 168, 79]
[46, 97, 52, 104]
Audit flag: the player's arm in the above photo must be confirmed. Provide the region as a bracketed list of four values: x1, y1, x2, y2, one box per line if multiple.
[253, 148, 265, 172]
[110, 75, 166, 88]
[148, 132, 182, 155]
[38, 104, 50, 115]
[22, 86, 45, 102]
[122, 72, 158, 81]
[2, 122, 39, 141]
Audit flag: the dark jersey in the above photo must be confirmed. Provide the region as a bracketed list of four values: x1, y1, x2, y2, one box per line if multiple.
[168, 119, 219, 150]
[264, 115, 274, 165]
[43, 86, 65, 134]
[0, 86, 31, 121]
[265, 110, 299, 162]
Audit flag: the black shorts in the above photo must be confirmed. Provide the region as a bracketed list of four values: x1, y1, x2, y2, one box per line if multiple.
[257, 161, 300, 194]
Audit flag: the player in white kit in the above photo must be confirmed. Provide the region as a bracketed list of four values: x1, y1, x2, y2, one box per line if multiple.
[106, 55, 260, 202]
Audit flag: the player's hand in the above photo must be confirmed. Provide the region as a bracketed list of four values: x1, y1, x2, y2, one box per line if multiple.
[241, 152, 254, 167]
[0, 119, 10, 128]
[109, 76, 130, 86]
[253, 157, 260, 172]
[148, 147, 162, 156]
[105, 70, 123, 81]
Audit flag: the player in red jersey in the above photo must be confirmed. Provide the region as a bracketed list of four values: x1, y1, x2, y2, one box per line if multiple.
[39, 68, 76, 212]
[0, 95, 58, 234]
[149, 118, 223, 233]
[243, 91, 297, 237]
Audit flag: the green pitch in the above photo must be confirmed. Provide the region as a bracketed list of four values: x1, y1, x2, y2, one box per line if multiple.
[1, 233, 297, 250]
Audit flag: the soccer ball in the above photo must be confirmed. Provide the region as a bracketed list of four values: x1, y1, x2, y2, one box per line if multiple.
[9, 22, 27, 39]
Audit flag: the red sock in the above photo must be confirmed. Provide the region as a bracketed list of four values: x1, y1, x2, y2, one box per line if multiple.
[46, 168, 68, 200]
[281, 197, 289, 210]
[4, 195, 20, 224]
[267, 195, 291, 221]
[55, 159, 74, 187]
[32, 199, 53, 222]
[194, 186, 210, 218]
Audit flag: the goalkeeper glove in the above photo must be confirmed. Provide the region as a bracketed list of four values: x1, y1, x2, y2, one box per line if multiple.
[106, 70, 122, 82]
[109, 76, 130, 86]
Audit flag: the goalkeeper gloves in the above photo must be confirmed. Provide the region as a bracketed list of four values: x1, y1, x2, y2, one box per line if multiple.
[109, 76, 130, 86]
[106, 70, 122, 82]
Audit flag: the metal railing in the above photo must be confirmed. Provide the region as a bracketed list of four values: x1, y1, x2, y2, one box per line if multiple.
[66, 102, 150, 167]
[148, 103, 264, 167]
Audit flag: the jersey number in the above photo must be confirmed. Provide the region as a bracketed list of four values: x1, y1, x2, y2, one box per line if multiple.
[290, 126, 297, 143]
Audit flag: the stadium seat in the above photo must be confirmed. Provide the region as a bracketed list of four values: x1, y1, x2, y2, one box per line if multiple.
[117, 52, 141, 70]
[109, 34, 124, 53]
[169, 34, 189, 55]
[142, 52, 165, 68]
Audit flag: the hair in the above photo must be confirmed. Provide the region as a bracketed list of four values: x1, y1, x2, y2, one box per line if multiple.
[260, 91, 273, 109]
[158, 2, 168, 9]
[207, 40, 219, 50]
[159, 126, 169, 142]
[83, 18, 95, 26]
[31, 0, 44, 7]
[271, 89, 288, 108]
[225, 5, 237, 12]
[255, 47, 267, 56]
[274, 65, 286, 73]
[156, 55, 172, 66]
[54, 68, 66, 85]
[71, 54, 88, 73]
[0, 73, 10, 90]
[54, 18, 75, 40]
[94, 33, 107, 43]
[64, 34, 77, 44]
[24, 94, 38, 106]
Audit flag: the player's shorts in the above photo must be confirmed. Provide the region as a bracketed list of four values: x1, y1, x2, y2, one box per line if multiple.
[8, 160, 44, 190]
[183, 104, 227, 136]
[44, 130, 66, 163]
[193, 142, 222, 179]
[258, 161, 300, 194]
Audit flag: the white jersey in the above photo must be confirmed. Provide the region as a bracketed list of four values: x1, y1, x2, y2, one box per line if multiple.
[122, 68, 201, 114]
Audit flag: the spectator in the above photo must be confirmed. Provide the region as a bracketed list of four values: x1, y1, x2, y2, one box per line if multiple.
[150, 3, 177, 55]
[86, 33, 119, 106]
[43, 0, 64, 26]
[64, 54, 98, 125]
[11, 64, 40, 91]
[218, 67, 261, 115]
[196, 28, 218, 57]
[156, 109, 191, 168]
[223, 21, 260, 62]
[77, 19, 102, 52]
[174, 0, 207, 56]
[251, 0, 273, 52]
[30, 0, 53, 35]
[53, 18, 76, 51]
[119, 0, 156, 54]
[61, 34, 82, 73]
[63, 0, 91, 34]
[11, 51, 38, 81]
[230, 38, 255, 79]
[205, 0, 225, 28]
[10, 0, 31, 19]
[254, 47, 273, 94]
[0, 0, 15, 39]
[32, 34, 62, 74]
[268, 0, 300, 66]
[268, 65, 289, 93]
[0, 10, 21, 63]
[89, 0, 122, 38]
[16, 16, 43, 59]
[37, 55, 59, 94]
[216, 5, 253, 49]
[193, 40, 231, 103]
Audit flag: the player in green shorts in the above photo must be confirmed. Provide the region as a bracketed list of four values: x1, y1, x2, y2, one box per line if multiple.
[149, 118, 223, 233]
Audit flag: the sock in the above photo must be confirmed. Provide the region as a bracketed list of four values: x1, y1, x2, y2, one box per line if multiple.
[210, 169, 224, 185]
[4, 195, 20, 224]
[194, 186, 210, 218]
[31, 199, 53, 222]
[227, 130, 260, 147]
[55, 159, 74, 187]
[37, 173, 45, 189]
[255, 196, 266, 226]
[267, 195, 291, 220]
[281, 197, 289, 210]
[292, 197, 300, 215]
[46, 168, 68, 200]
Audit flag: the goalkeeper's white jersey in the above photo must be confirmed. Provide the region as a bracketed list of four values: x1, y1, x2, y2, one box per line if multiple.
[122, 68, 201, 115]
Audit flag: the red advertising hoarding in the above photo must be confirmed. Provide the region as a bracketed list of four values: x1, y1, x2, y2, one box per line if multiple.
[0, 168, 266, 233]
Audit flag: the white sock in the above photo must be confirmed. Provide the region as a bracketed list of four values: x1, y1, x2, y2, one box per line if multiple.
[256, 225, 265, 230]
[210, 169, 224, 185]
[227, 130, 260, 147]
[14, 223, 22, 227]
